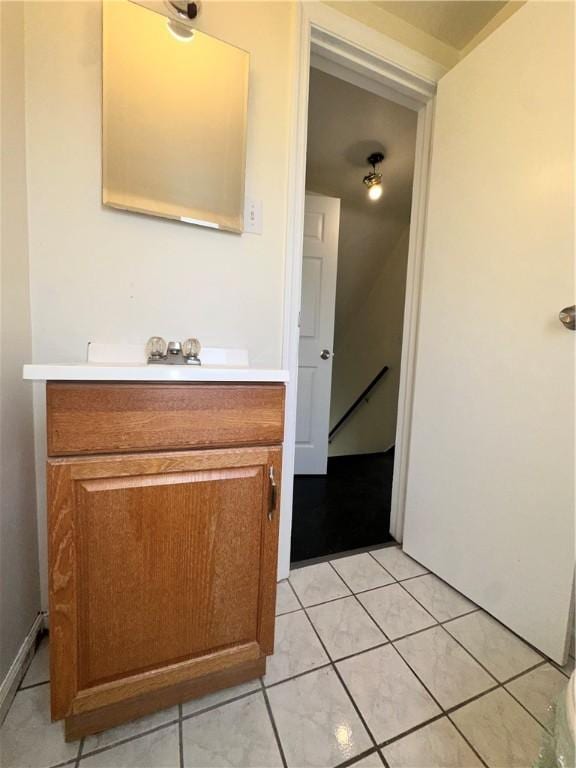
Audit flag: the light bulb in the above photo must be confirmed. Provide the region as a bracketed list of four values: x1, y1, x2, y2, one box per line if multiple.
[368, 183, 383, 201]
[167, 19, 195, 41]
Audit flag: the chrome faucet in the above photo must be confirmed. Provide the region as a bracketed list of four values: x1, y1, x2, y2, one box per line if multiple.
[146, 337, 202, 365]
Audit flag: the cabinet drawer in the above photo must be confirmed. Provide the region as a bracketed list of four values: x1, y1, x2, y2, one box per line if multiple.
[47, 382, 285, 456]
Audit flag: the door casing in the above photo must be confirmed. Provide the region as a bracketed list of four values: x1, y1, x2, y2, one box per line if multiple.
[278, 2, 441, 577]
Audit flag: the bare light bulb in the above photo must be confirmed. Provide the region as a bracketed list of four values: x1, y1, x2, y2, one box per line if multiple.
[368, 183, 383, 201]
[167, 19, 195, 41]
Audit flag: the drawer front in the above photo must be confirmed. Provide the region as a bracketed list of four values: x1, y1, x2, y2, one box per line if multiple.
[47, 382, 285, 456]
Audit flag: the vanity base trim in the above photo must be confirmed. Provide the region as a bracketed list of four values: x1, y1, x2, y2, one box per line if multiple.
[64, 655, 266, 741]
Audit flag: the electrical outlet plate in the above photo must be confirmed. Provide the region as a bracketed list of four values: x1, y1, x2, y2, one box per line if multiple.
[244, 197, 263, 234]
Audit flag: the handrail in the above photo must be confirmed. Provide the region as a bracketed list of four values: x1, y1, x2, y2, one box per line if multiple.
[328, 365, 389, 443]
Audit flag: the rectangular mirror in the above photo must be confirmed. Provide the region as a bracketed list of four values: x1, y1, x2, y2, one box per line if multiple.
[103, 1, 249, 233]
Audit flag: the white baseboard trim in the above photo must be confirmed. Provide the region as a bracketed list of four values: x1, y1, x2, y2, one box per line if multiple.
[0, 613, 46, 725]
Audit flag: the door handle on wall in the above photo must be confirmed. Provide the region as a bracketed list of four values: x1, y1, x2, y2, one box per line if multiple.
[559, 305, 576, 330]
[320, 349, 331, 360]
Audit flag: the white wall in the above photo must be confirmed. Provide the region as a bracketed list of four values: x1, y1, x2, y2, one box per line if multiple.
[23, 1, 296, 606]
[330, 228, 410, 456]
[0, 1, 41, 680]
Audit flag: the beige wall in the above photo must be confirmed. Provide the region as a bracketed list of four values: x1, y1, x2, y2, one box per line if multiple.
[330, 228, 409, 456]
[0, 1, 41, 680]
[325, 1, 524, 69]
[324, 1, 459, 68]
[25, 1, 295, 369]
[23, 1, 296, 606]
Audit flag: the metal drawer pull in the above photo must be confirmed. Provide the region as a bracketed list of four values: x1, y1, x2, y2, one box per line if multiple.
[268, 466, 277, 520]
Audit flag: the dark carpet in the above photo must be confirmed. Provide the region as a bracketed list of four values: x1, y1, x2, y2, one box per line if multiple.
[290, 449, 395, 564]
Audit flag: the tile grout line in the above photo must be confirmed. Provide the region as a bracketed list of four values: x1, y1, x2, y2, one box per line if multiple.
[444, 717, 492, 768]
[393, 574, 554, 737]
[551, 659, 574, 680]
[288, 554, 555, 748]
[326, 560, 394, 644]
[257, 664, 288, 764]
[71, 643, 548, 766]
[77, 718, 181, 761]
[382, 553, 554, 667]
[389, 583, 551, 761]
[394, 579, 502, 683]
[334, 746, 386, 768]
[500, 659, 549, 686]
[20, 552, 557, 767]
[180, 687, 262, 722]
[267, 617, 548, 766]
[178, 703, 184, 768]
[18, 678, 51, 693]
[261, 685, 289, 768]
[389, 577, 543, 762]
[46, 759, 78, 768]
[330, 554, 396, 590]
[501, 662, 558, 734]
[264, 661, 334, 690]
[366, 549, 428, 581]
[378, 750, 392, 768]
[73, 737, 83, 768]
[316, 559, 504, 767]
[289, 575, 384, 764]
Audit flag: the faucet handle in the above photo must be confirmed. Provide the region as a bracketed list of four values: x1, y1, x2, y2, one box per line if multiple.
[183, 338, 201, 358]
[146, 336, 167, 359]
[183, 338, 201, 365]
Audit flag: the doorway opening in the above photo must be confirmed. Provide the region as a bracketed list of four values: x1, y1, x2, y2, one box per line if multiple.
[290, 66, 418, 564]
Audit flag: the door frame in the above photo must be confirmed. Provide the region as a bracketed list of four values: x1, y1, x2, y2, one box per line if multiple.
[278, 3, 443, 578]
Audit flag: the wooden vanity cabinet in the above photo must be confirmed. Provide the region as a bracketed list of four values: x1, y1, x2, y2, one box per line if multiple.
[46, 382, 284, 740]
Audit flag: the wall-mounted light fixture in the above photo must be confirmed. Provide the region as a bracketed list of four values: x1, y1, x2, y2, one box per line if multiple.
[167, 1, 198, 20]
[363, 152, 384, 201]
[166, 1, 197, 41]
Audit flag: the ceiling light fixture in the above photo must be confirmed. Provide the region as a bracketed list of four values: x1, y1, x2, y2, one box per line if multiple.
[167, 18, 195, 41]
[363, 152, 384, 201]
[165, 1, 197, 41]
[167, 1, 198, 20]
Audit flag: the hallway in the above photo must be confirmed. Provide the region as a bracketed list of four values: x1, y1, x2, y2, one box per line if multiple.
[291, 450, 395, 563]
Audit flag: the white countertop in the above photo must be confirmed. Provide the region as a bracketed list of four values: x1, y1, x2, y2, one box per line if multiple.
[22, 363, 289, 384]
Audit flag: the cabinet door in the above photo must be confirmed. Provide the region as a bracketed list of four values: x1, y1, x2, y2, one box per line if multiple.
[48, 446, 281, 720]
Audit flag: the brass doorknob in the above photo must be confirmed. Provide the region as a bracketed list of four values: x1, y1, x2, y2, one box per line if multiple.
[320, 349, 331, 360]
[559, 305, 576, 330]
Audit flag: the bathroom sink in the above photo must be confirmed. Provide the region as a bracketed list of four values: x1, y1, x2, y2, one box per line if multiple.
[23, 343, 289, 383]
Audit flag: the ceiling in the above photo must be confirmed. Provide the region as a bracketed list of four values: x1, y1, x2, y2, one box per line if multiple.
[306, 68, 417, 338]
[374, 1, 508, 50]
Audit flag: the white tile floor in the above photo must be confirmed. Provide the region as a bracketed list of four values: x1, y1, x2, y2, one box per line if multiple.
[1, 545, 571, 768]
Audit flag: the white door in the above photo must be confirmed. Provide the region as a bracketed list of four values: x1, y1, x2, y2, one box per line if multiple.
[295, 194, 341, 474]
[404, 1, 574, 663]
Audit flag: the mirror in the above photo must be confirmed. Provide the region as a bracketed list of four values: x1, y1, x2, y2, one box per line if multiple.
[102, 1, 249, 233]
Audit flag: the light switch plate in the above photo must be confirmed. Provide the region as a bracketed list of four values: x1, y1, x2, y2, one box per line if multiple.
[244, 197, 263, 234]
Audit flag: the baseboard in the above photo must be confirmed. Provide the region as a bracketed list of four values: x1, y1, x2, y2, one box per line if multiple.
[0, 612, 46, 726]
